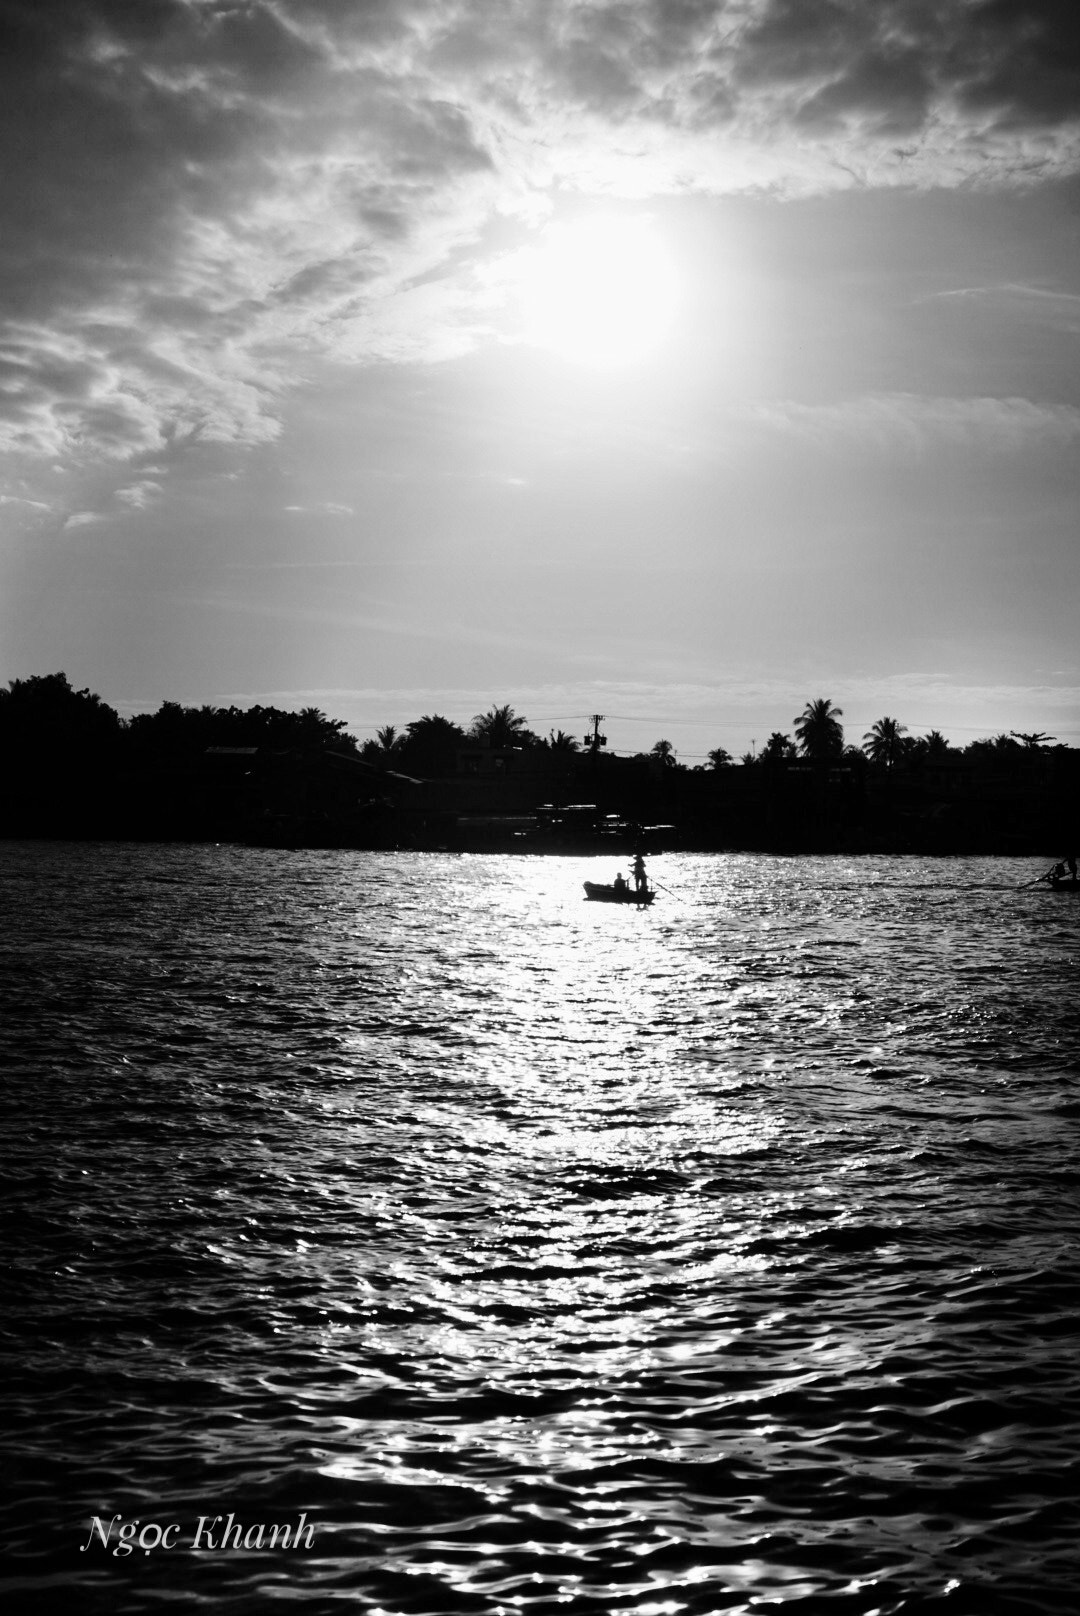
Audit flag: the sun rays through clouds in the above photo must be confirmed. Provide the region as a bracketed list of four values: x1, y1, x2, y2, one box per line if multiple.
[2, 1, 1080, 466]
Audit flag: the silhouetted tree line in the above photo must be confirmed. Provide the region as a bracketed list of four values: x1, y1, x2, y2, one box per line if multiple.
[5, 676, 1070, 775]
[361, 705, 587, 775]
[1, 672, 125, 757]
[0, 674, 368, 842]
[0, 673, 356, 759]
[127, 699, 357, 759]
[721, 699, 1073, 773]
[1, 676, 1075, 851]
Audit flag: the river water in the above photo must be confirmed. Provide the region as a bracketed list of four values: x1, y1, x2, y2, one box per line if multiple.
[2, 843, 1079, 1615]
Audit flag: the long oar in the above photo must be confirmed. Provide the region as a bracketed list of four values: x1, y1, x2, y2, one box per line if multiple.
[1019, 868, 1054, 889]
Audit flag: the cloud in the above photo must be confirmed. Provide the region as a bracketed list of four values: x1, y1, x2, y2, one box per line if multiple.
[926, 282, 1080, 332]
[1, 1, 1079, 463]
[283, 501, 354, 515]
[114, 478, 163, 509]
[0, 492, 50, 509]
[741, 391, 1080, 455]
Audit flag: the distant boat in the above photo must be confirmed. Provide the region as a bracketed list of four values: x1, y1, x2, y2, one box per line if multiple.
[584, 880, 656, 906]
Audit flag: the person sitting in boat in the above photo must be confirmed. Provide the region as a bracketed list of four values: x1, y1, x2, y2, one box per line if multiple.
[613, 872, 628, 894]
[1050, 857, 1076, 887]
[632, 851, 647, 894]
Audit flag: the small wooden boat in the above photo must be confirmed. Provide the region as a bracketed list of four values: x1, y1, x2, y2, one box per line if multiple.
[584, 881, 655, 906]
[1046, 876, 1080, 892]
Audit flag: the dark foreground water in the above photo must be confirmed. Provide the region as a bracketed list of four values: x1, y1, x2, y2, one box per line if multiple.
[2, 843, 1079, 1616]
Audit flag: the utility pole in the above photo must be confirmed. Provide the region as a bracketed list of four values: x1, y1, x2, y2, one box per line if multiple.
[582, 714, 607, 829]
[583, 714, 607, 753]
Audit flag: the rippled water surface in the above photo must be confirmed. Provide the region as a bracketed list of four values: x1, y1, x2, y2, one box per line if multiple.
[3, 843, 1080, 1615]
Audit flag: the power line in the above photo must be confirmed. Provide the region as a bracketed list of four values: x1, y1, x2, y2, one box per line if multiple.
[540, 711, 1080, 738]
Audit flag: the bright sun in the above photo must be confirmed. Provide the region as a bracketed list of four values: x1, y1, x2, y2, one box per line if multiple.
[517, 216, 679, 367]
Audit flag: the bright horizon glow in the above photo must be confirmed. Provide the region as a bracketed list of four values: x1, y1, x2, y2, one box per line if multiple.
[516, 216, 680, 367]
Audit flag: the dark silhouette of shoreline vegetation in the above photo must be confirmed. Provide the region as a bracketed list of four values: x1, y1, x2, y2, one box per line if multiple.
[2, 674, 1075, 854]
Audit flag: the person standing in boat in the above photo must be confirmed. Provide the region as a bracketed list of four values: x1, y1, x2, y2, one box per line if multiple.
[632, 851, 648, 895]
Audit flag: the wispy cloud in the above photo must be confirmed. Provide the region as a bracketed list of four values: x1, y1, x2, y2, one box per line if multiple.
[0, 492, 50, 510]
[283, 501, 355, 516]
[741, 392, 1080, 455]
[2, 1, 1079, 466]
[115, 479, 163, 510]
[924, 282, 1080, 332]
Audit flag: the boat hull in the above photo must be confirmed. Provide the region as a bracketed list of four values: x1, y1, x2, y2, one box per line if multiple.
[584, 881, 655, 905]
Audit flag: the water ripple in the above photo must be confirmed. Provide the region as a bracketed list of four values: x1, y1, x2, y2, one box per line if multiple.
[2, 845, 1078, 1614]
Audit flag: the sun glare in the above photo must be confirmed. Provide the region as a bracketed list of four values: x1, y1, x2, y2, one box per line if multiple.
[517, 216, 679, 367]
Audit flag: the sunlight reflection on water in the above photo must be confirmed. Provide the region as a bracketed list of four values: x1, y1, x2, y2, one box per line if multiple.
[2, 845, 1079, 1614]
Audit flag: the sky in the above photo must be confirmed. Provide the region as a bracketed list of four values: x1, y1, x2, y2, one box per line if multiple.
[2, 0, 1079, 763]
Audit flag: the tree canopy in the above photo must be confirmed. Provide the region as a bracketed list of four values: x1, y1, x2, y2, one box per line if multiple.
[399, 715, 468, 776]
[760, 732, 797, 764]
[129, 700, 357, 757]
[1, 672, 123, 753]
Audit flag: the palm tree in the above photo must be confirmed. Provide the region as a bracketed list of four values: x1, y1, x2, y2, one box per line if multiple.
[760, 731, 796, 763]
[294, 705, 357, 751]
[905, 729, 950, 765]
[362, 723, 405, 766]
[545, 729, 580, 752]
[863, 716, 908, 768]
[1010, 731, 1055, 749]
[794, 698, 844, 760]
[650, 738, 677, 766]
[470, 704, 531, 748]
[707, 746, 732, 769]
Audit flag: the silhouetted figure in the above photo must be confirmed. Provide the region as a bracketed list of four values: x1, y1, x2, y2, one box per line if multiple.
[632, 851, 647, 894]
[613, 872, 628, 894]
